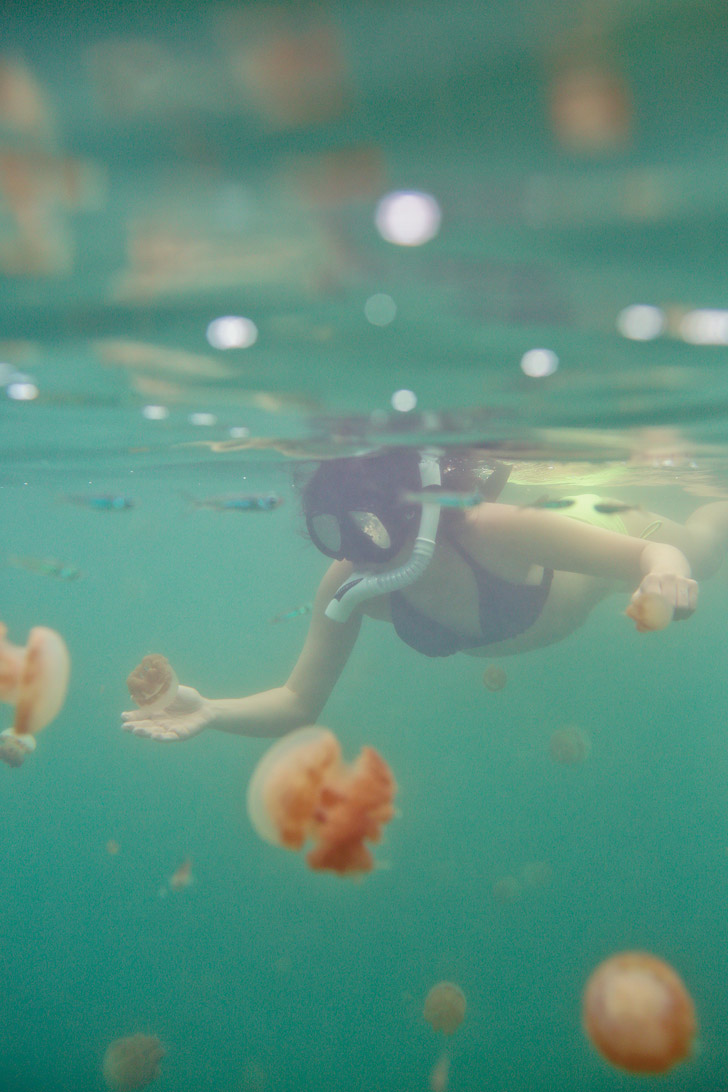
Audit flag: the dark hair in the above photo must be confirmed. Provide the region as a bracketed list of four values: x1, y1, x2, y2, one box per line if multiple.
[301, 447, 422, 517]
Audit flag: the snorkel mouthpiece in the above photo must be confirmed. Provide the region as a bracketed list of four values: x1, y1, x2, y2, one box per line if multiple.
[325, 451, 442, 623]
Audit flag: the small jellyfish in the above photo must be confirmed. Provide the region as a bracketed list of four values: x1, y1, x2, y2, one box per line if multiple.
[126, 654, 178, 712]
[423, 982, 466, 1035]
[482, 665, 507, 691]
[102, 1034, 165, 1090]
[625, 592, 673, 633]
[549, 724, 590, 766]
[583, 952, 697, 1074]
[492, 874, 523, 903]
[106, 840, 120, 856]
[168, 856, 194, 891]
[246, 726, 397, 877]
[519, 859, 553, 889]
[0, 622, 70, 766]
[429, 1050, 450, 1092]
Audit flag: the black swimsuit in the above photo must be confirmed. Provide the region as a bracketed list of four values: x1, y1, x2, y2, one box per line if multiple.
[389, 539, 554, 657]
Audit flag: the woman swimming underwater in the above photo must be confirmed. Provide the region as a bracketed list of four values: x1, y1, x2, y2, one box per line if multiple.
[122, 448, 728, 742]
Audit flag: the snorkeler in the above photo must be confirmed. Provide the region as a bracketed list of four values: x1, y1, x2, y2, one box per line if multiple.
[122, 448, 728, 742]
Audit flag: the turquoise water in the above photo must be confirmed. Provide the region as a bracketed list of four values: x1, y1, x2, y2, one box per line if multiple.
[3, 2, 728, 1089]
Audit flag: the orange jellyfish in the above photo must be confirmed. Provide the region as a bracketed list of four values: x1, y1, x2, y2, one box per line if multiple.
[246, 726, 397, 877]
[102, 1034, 165, 1090]
[0, 621, 70, 766]
[625, 592, 673, 633]
[127, 654, 178, 712]
[549, 724, 590, 766]
[482, 665, 507, 691]
[583, 952, 697, 1074]
[423, 982, 467, 1035]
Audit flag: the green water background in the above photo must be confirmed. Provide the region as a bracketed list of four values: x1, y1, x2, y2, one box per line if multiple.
[3, 1, 728, 1088]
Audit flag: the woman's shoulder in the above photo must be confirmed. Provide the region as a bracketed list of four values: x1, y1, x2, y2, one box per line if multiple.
[446, 503, 540, 581]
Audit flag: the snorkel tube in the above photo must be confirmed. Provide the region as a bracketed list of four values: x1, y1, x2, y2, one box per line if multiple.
[325, 450, 442, 623]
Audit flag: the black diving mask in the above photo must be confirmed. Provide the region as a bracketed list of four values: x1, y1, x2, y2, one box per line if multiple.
[306, 503, 416, 564]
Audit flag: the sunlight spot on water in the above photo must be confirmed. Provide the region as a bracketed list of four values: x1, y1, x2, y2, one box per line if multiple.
[374, 191, 441, 246]
[679, 309, 728, 345]
[364, 293, 397, 325]
[617, 304, 665, 340]
[142, 404, 169, 420]
[391, 388, 417, 411]
[520, 348, 558, 377]
[6, 381, 38, 400]
[206, 315, 258, 349]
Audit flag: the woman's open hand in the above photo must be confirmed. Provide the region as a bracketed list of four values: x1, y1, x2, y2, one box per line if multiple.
[122, 685, 211, 742]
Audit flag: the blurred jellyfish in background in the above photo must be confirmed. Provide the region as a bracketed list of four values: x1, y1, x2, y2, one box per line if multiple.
[582, 952, 697, 1074]
[168, 856, 194, 892]
[0, 622, 70, 766]
[549, 63, 632, 154]
[482, 665, 507, 691]
[491, 874, 523, 904]
[548, 723, 590, 766]
[519, 859, 553, 890]
[217, 5, 353, 130]
[423, 982, 467, 1035]
[423, 982, 466, 1091]
[102, 1034, 165, 1090]
[0, 55, 102, 275]
[247, 726, 397, 876]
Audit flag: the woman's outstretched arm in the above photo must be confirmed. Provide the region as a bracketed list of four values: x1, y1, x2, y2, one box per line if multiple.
[121, 560, 362, 742]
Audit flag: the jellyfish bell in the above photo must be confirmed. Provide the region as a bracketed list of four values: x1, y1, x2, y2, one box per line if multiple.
[102, 1034, 165, 1090]
[549, 724, 590, 766]
[423, 982, 466, 1035]
[127, 654, 178, 712]
[625, 592, 673, 633]
[492, 874, 523, 903]
[582, 952, 697, 1074]
[246, 725, 397, 876]
[482, 665, 507, 692]
[0, 623, 70, 766]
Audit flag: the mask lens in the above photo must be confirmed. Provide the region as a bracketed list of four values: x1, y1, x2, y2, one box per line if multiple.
[309, 513, 342, 554]
[349, 511, 392, 550]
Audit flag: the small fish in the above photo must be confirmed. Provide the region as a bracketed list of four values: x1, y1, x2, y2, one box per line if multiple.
[65, 494, 135, 511]
[188, 493, 283, 512]
[270, 603, 313, 624]
[400, 489, 484, 508]
[526, 495, 576, 510]
[8, 555, 82, 580]
[592, 501, 639, 515]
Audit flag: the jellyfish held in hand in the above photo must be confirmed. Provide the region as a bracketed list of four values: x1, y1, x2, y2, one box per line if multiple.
[102, 1034, 165, 1090]
[0, 621, 70, 766]
[127, 654, 178, 711]
[246, 726, 397, 877]
[625, 593, 673, 633]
